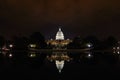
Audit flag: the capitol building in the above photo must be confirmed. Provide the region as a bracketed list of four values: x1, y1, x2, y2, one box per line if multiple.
[46, 28, 72, 73]
[47, 28, 72, 49]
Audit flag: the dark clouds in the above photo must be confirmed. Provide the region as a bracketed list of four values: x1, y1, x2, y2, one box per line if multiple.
[0, 0, 120, 39]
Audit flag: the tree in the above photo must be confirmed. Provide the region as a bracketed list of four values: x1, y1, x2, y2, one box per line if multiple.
[12, 36, 29, 50]
[103, 36, 118, 49]
[67, 36, 82, 49]
[29, 32, 47, 49]
[82, 35, 100, 49]
[0, 36, 5, 49]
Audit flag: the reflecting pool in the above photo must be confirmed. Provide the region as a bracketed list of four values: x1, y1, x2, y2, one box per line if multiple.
[0, 50, 120, 80]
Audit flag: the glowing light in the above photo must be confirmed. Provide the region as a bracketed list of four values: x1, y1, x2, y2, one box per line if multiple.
[9, 54, 13, 58]
[117, 47, 120, 50]
[56, 28, 64, 40]
[87, 43, 92, 48]
[55, 60, 64, 73]
[30, 44, 36, 48]
[87, 53, 93, 58]
[88, 54, 91, 57]
[117, 51, 120, 54]
[29, 53, 36, 58]
[113, 47, 116, 49]
[9, 44, 13, 48]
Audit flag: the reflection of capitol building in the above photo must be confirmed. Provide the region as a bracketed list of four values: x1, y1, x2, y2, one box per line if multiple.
[47, 28, 72, 48]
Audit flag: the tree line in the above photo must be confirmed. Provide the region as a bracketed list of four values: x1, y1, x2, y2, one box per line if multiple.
[0, 32, 119, 50]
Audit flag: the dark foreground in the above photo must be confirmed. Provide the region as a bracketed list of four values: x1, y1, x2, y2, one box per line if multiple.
[0, 52, 120, 80]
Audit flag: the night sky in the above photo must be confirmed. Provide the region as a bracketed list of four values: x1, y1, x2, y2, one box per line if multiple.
[0, 0, 120, 40]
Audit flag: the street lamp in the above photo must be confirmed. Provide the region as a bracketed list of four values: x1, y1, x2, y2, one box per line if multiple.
[87, 43, 92, 48]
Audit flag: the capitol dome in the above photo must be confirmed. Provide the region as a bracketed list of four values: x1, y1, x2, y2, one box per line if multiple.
[56, 28, 64, 40]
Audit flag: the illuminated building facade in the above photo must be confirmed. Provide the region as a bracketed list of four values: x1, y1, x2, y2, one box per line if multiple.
[56, 28, 64, 40]
[47, 28, 72, 49]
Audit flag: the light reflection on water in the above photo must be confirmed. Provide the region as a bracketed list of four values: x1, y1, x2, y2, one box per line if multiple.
[0, 50, 120, 79]
[1, 50, 120, 65]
